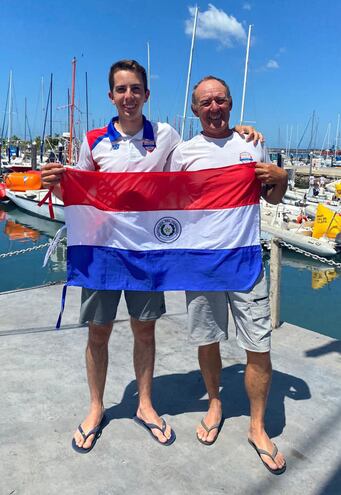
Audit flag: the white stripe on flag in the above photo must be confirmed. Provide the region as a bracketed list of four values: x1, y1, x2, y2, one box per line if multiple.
[65, 204, 260, 251]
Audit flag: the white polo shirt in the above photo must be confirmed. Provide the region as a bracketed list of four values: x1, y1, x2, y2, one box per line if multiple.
[76, 116, 180, 172]
[169, 132, 268, 171]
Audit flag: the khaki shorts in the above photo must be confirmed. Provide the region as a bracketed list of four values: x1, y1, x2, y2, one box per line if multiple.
[80, 289, 166, 325]
[186, 270, 271, 352]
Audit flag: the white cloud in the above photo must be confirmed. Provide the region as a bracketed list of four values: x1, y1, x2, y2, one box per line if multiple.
[243, 3, 252, 10]
[185, 4, 246, 47]
[266, 59, 279, 69]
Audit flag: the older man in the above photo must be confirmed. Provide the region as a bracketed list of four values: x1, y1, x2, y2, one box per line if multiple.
[169, 76, 287, 475]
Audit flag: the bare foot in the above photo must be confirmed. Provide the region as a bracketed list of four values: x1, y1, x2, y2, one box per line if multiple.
[136, 405, 172, 444]
[196, 399, 222, 444]
[248, 429, 286, 471]
[73, 406, 105, 450]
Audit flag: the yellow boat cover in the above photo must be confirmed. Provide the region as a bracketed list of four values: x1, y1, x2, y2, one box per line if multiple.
[312, 203, 341, 239]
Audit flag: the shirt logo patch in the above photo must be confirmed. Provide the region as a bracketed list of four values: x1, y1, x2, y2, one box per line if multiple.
[112, 143, 120, 150]
[143, 139, 156, 153]
[240, 152, 253, 162]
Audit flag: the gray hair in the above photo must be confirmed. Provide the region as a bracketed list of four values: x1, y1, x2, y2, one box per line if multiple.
[191, 76, 231, 105]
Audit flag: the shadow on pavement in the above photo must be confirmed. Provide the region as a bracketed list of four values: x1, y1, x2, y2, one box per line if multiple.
[104, 364, 311, 438]
[305, 340, 341, 357]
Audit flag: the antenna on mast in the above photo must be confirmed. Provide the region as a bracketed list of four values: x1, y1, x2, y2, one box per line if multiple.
[181, 5, 198, 141]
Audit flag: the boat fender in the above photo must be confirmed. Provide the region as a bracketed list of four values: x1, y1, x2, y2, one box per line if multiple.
[0, 183, 6, 199]
[297, 214, 308, 224]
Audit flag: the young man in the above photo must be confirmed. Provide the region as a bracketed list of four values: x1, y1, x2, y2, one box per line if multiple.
[169, 76, 288, 475]
[42, 62, 260, 453]
[41, 60, 180, 451]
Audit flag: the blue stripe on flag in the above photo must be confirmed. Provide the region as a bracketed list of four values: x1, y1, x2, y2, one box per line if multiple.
[66, 245, 262, 292]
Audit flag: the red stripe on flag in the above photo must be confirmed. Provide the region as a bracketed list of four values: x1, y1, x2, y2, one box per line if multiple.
[61, 163, 261, 211]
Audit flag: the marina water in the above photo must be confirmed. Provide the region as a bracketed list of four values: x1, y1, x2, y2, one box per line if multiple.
[0, 203, 339, 340]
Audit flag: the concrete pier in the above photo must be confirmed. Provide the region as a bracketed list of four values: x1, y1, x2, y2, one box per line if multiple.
[0, 284, 340, 495]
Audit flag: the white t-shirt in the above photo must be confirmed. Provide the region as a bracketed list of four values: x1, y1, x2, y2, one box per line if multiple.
[169, 132, 268, 171]
[76, 120, 180, 172]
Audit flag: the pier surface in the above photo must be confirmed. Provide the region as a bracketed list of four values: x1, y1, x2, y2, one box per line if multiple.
[1, 284, 340, 495]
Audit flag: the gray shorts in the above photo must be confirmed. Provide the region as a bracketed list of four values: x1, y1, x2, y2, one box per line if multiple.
[186, 270, 271, 352]
[79, 289, 166, 325]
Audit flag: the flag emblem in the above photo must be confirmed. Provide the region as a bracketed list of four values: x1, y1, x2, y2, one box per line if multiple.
[154, 217, 182, 243]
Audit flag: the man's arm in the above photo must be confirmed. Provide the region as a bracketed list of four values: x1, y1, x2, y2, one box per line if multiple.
[234, 125, 264, 145]
[41, 136, 94, 200]
[164, 126, 181, 170]
[255, 162, 288, 204]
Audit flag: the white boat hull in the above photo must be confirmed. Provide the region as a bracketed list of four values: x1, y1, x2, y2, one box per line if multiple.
[6, 189, 65, 223]
[261, 223, 337, 257]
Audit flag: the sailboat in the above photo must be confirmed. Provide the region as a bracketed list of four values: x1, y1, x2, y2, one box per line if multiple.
[261, 201, 341, 257]
[4, 57, 81, 222]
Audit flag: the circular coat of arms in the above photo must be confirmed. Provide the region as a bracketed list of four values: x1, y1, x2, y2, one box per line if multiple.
[154, 217, 182, 243]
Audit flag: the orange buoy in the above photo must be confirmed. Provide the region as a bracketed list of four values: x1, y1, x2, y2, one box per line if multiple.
[4, 171, 42, 191]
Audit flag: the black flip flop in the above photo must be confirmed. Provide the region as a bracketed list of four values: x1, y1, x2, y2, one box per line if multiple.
[133, 415, 176, 446]
[248, 438, 286, 475]
[72, 415, 106, 454]
[196, 417, 224, 446]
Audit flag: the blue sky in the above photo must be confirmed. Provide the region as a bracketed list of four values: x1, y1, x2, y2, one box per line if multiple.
[1, 0, 340, 149]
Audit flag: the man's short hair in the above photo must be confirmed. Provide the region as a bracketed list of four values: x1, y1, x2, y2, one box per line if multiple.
[108, 60, 148, 93]
[191, 76, 231, 105]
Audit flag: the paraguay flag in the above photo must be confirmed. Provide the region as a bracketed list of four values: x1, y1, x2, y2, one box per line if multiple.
[61, 163, 262, 292]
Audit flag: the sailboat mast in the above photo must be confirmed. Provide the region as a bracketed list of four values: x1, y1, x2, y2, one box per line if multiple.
[67, 89, 70, 135]
[335, 113, 340, 159]
[50, 73, 53, 137]
[147, 42, 151, 120]
[8, 70, 13, 143]
[326, 122, 331, 159]
[85, 72, 89, 132]
[68, 57, 77, 164]
[41, 76, 44, 129]
[240, 25, 252, 125]
[24, 97, 27, 142]
[181, 6, 198, 141]
[40, 82, 51, 162]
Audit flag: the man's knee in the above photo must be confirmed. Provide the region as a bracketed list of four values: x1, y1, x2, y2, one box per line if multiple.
[198, 341, 220, 356]
[88, 322, 113, 345]
[246, 350, 272, 371]
[130, 317, 156, 343]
